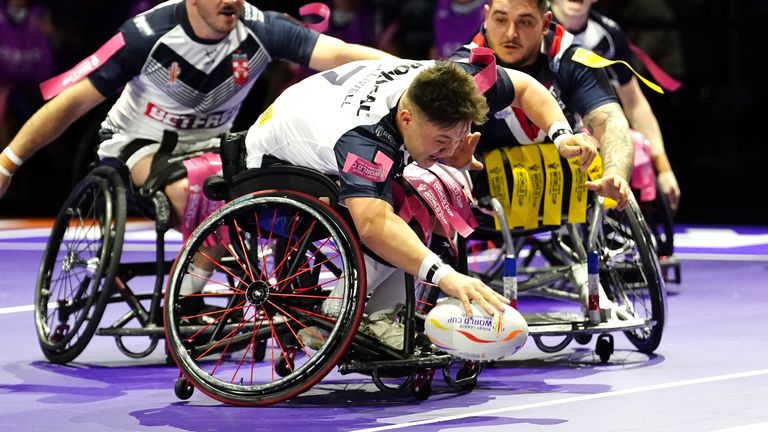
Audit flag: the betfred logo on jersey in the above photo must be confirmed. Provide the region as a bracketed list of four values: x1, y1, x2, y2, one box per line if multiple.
[144, 103, 238, 129]
[232, 53, 249, 85]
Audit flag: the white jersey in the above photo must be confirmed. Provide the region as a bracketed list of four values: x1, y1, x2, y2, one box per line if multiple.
[245, 59, 515, 205]
[88, 0, 319, 167]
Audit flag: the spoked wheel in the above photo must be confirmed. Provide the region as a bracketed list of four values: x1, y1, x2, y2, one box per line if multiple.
[34, 166, 126, 364]
[164, 190, 366, 406]
[596, 196, 667, 353]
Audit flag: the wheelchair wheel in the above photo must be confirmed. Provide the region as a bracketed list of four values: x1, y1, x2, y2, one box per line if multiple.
[596, 197, 667, 353]
[164, 190, 366, 406]
[638, 179, 676, 258]
[34, 166, 126, 364]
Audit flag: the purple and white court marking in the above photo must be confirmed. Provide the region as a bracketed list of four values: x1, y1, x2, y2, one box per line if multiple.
[1, 221, 767, 431]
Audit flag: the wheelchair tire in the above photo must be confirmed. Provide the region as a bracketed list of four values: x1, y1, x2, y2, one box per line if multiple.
[164, 190, 366, 406]
[34, 166, 126, 364]
[598, 197, 667, 353]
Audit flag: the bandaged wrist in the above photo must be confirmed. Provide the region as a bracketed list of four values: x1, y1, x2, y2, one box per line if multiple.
[548, 121, 573, 151]
[2, 147, 24, 167]
[418, 253, 455, 285]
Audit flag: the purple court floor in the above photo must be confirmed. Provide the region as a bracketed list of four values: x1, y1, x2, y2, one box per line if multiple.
[1, 220, 767, 431]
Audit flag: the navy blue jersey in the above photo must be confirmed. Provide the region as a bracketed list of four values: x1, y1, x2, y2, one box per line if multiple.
[89, 0, 319, 165]
[552, 9, 635, 86]
[451, 23, 617, 150]
[245, 59, 515, 206]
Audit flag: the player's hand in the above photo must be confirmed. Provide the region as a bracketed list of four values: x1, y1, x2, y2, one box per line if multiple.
[438, 271, 509, 316]
[556, 132, 598, 171]
[657, 170, 681, 212]
[441, 131, 483, 171]
[586, 173, 632, 211]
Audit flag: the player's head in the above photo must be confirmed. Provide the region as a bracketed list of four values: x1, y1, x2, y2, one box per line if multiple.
[483, 0, 550, 68]
[187, 0, 245, 40]
[550, 0, 597, 31]
[398, 62, 488, 168]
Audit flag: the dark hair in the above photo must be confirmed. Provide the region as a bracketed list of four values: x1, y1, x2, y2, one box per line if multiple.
[408, 61, 489, 128]
[490, 0, 549, 14]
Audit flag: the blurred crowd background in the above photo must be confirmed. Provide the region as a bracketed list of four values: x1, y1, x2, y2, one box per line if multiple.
[1, 0, 766, 226]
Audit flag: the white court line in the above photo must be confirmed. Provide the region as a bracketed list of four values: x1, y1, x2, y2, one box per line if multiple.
[710, 422, 768, 432]
[0, 303, 55, 315]
[353, 369, 768, 432]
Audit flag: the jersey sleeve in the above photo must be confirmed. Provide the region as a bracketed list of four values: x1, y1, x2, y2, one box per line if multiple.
[247, 10, 320, 67]
[557, 46, 618, 117]
[87, 18, 159, 97]
[595, 14, 635, 86]
[334, 127, 399, 206]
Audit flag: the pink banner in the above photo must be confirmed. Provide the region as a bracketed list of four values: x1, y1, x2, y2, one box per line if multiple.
[39, 33, 126, 101]
[628, 43, 682, 92]
[299, 2, 330, 33]
[342, 151, 393, 182]
[468, 47, 497, 94]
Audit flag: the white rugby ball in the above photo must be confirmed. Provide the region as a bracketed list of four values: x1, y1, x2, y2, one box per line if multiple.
[424, 298, 528, 361]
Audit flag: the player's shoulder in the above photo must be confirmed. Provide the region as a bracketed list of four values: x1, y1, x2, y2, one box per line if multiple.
[589, 9, 624, 35]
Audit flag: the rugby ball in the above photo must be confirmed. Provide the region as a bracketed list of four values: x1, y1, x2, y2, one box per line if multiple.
[424, 298, 528, 360]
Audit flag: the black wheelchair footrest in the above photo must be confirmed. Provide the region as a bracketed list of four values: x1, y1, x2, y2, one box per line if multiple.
[338, 354, 454, 375]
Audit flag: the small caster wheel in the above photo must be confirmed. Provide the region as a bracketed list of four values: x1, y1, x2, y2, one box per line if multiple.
[412, 381, 432, 401]
[595, 333, 614, 363]
[253, 340, 267, 362]
[575, 334, 592, 345]
[412, 369, 435, 401]
[456, 361, 480, 391]
[175, 377, 194, 400]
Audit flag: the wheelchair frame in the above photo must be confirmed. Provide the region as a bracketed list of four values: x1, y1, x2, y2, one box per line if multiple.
[163, 155, 482, 405]
[34, 157, 179, 364]
[447, 191, 668, 363]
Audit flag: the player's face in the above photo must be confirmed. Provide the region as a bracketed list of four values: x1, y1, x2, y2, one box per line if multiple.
[190, 0, 244, 40]
[483, 0, 550, 67]
[404, 115, 471, 169]
[550, 0, 597, 21]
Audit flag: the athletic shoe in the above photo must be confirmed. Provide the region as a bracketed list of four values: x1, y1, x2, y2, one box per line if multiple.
[297, 326, 329, 350]
[359, 307, 405, 351]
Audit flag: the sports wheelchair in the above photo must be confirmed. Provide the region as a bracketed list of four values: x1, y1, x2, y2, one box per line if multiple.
[34, 131, 192, 364]
[432, 144, 668, 363]
[163, 133, 482, 406]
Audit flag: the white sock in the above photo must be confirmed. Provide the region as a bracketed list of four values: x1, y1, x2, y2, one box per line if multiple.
[180, 263, 213, 295]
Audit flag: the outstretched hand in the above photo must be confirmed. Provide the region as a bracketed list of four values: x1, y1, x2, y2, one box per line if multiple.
[441, 131, 484, 171]
[586, 173, 632, 211]
[556, 132, 598, 171]
[657, 170, 680, 212]
[439, 271, 509, 317]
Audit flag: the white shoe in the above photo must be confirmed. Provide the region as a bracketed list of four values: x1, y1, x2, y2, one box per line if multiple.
[320, 282, 345, 318]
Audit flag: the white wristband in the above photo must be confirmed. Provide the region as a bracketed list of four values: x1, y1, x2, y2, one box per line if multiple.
[547, 121, 573, 151]
[2, 147, 24, 167]
[417, 252, 455, 285]
[418, 253, 442, 281]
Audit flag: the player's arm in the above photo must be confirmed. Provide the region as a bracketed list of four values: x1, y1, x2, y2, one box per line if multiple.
[308, 34, 398, 71]
[616, 77, 680, 210]
[503, 68, 598, 171]
[346, 196, 507, 316]
[0, 80, 105, 197]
